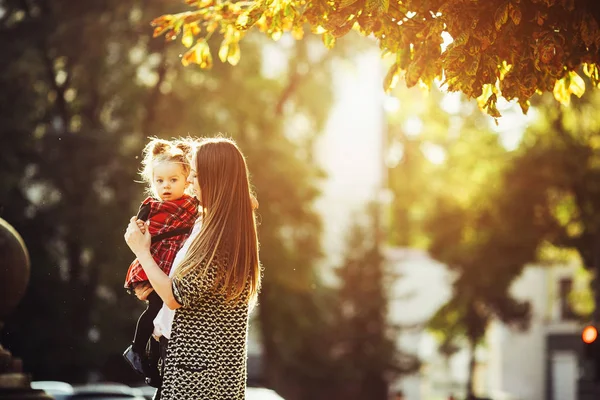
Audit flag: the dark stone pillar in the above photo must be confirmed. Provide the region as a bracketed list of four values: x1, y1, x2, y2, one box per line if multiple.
[0, 218, 53, 399]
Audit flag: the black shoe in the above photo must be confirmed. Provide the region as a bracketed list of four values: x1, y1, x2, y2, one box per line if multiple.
[123, 345, 146, 376]
[145, 374, 162, 388]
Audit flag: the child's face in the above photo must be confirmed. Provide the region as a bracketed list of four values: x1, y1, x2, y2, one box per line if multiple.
[152, 161, 188, 201]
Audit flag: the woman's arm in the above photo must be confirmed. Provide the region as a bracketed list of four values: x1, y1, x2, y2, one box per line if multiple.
[124, 217, 181, 310]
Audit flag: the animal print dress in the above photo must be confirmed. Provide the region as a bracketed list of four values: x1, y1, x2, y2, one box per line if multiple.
[158, 261, 250, 400]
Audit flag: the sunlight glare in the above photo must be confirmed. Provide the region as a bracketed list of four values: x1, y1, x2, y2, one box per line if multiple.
[421, 143, 446, 165]
[441, 31, 454, 53]
[491, 97, 537, 151]
[404, 116, 423, 137]
[386, 140, 405, 168]
[261, 42, 289, 79]
[384, 96, 401, 113]
[440, 92, 461, 114]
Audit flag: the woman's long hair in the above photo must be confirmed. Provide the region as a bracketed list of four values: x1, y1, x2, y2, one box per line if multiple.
[174, 137, 260, 303]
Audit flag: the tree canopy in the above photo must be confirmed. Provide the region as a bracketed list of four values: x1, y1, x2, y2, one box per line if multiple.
[152, 0, 600, 116]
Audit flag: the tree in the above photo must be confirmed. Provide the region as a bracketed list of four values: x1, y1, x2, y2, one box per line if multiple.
[150, 0, 600, 117]
[503, 87, 600, 320]
[329, 203, 418, 400]
[383, 85, 549, 399]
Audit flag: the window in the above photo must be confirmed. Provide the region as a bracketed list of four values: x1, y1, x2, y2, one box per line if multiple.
[559, 277, 577, 321]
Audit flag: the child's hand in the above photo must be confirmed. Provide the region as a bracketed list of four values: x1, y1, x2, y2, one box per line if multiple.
[136, 219, 146, 234]
[134, 284, 154, 301]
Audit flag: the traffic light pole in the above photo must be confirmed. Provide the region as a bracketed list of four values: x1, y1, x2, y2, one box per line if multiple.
[578, 240, 600, 400]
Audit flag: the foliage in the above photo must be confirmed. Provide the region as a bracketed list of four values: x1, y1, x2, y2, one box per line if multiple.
[151, 0, 600, 116]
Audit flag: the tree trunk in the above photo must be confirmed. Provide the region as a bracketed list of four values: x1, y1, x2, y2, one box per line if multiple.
[466, 337, 477, 400]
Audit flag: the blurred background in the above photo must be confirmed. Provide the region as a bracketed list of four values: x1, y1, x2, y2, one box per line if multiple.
[1, 1, 600, 400]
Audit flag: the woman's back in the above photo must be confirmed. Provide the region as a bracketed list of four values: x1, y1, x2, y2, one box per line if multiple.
[160, 260, 250, 400]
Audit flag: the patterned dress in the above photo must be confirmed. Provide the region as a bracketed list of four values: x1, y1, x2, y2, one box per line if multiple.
[158, 260, 251, 400]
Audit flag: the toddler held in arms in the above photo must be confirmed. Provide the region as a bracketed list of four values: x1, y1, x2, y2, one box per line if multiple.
[122, 138, 199, 385]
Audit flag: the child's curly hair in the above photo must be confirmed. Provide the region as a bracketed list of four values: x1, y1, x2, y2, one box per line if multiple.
[140, 137, 194, 197]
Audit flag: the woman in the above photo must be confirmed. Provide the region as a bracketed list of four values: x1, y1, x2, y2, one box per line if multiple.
[125, 137, 261, 400]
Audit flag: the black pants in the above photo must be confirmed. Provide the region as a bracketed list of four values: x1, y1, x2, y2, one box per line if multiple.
[132, 290, 163, 353]
[152, 336, 169, 400]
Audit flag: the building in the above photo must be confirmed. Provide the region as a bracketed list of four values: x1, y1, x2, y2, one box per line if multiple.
[486, 263, 586, 400]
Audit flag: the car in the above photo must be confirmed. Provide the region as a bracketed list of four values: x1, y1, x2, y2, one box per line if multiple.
[130, 385, 156, 400]
[70, 383, 146, 400]
[131, 384, 285, 400]
[31, 382, 146, 400]
[246, 386, 286, 400]
[31, 381, 74, 400]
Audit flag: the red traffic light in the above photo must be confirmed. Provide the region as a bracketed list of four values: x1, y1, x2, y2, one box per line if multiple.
[583, 325, 598, 344]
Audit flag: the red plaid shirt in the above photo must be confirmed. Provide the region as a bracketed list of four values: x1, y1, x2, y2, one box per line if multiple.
[124, 195, 199, 290]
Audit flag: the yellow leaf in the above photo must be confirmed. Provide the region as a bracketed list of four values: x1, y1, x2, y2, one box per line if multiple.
[292, 25, 304, 40]
[339, 0, 359, 8]
[568, 71, 585, 98]
[518, 99, 530, 114]
[271, 29, 283, 41]
[182, 25, 195, 48]
[383, 63, 400, 93]
[227, 42, 241, 66]
[181, 42, 202, 66]
[200, 43, 213, 69]
[476, 83, 495, 109]
[218, 40, 229, 63]
[553, 77, 570, 106]
[365, 0, 389, 14]
[322, 32, 336, 49]
[236, 14, 249, 28]
[494, 2, 509, 31]
[181, 40, 212, 69]
[206, 21, 219, 34]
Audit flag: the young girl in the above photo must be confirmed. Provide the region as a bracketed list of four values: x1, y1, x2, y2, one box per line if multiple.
[124, 137, 261, 400]
[123, 138, 199, 380]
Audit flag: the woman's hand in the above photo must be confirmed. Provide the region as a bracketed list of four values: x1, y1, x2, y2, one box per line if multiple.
[124, 216, 151, 257]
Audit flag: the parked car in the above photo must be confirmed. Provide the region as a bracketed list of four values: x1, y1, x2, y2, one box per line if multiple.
[33, 381, 284, 400]
[246, 386, 286, 400]
[130, 385, 156, 400]
[132, 384, 284, 400]
[70, 383, 146, 399]
[31, 382, 146, 400]
[31, 381, 74, 400]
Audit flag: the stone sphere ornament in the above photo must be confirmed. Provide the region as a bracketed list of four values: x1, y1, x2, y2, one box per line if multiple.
[0, 218, 53, 399]
[0, 218, 30, 319]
